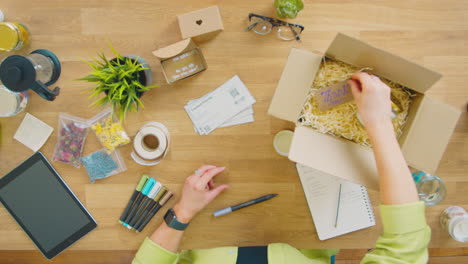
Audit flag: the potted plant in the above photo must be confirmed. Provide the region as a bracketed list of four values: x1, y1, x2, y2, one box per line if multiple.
[79, 43, 157, 121]
[274, 0, 304, 19]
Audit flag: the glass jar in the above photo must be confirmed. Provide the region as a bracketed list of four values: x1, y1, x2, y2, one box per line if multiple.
[0, 84, 28, 117]
[440, 206, 468, 242]
[412, 171, 446, 206]
[26, 53, 54, 84]
[0, 22, 30, 52]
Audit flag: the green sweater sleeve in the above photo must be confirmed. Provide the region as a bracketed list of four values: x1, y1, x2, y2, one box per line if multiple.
[132, 237, 179, 264]
[361, 201, 431, 264]
[132, 237, 238, 264]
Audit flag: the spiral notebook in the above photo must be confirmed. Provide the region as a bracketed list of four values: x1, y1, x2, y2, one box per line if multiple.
[296, 164, 375, 240]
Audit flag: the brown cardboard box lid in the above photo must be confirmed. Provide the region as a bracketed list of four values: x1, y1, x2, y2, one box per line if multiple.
[178, 6, 224, 39]
[401, 96, 461, 173]
[152, 38, 198, 60]
[326, 33, 442, 94]
[289, 126, 379, 190]
[268, 48, 322, 122]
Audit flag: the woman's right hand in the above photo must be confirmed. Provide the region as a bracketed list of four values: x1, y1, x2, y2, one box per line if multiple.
[173, 165, 229, 223]
[347, 72, 393, 132]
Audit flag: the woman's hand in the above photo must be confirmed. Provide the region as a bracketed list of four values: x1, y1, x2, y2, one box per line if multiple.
[149, 166, 228, 252]
[173, 165, 229, 223]
[348, 73, 418, 205]
[347, 72, 393, 132]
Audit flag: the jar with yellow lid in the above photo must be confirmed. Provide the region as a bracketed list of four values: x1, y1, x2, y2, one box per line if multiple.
[0, 22, 30, 52]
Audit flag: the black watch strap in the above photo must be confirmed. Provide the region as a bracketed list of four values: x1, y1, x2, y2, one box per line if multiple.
[164, 209, 189, 231]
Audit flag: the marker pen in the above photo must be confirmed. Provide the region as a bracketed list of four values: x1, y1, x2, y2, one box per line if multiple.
[133, 186, 168, 231]
[123, 178, 156, 226]
[136, 191, 174, 232]
[119, 175, 149, 224]
[128, 182, 162, 228]
[213, 194, 278, 217]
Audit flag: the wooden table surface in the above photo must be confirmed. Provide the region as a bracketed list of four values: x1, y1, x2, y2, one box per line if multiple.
[0, 0, 467, 253]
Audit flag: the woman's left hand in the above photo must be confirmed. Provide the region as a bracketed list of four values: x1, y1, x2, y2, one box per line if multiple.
[173, 165, 229, 223]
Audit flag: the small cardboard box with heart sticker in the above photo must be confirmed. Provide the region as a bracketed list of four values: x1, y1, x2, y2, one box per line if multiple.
[178, 6, 224, 41]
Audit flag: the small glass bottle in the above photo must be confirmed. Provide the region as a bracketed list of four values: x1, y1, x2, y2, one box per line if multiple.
[440, 206, 468, 242]
[412, 171, 446, 206]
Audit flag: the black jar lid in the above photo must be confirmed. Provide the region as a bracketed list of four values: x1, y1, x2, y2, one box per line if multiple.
[0, 55, 36, 93]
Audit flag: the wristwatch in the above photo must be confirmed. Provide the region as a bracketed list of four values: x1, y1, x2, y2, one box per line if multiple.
[164, 209, 190, 231]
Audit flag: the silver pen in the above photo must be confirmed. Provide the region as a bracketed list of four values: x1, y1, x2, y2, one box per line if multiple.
[334, 184, 342, 228]
[214, 194, 278, 217]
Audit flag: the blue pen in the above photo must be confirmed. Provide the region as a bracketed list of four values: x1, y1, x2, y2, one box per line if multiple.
[123, 178, 156, 226]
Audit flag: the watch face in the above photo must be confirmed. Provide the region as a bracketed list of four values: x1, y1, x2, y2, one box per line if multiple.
[164, 209, 175, 224]
[164, 209, 189, 231]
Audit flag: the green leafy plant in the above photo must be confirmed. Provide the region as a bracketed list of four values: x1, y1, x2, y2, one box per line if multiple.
[274, 0, 304, 19]
[79, 43, 157, 121]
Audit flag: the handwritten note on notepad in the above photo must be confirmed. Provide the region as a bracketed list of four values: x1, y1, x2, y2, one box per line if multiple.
[296, 164, 375, 240]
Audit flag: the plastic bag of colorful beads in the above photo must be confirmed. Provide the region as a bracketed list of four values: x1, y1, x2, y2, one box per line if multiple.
[89, 108, 131, 153]
[52, 113, 90, 167]
[81, 148, 127, 183]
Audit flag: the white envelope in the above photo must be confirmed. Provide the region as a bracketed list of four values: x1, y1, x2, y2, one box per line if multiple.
[185, 75, 256, 134]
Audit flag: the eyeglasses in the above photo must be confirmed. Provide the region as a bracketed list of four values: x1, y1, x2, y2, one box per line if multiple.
[245, 13, 304, 41]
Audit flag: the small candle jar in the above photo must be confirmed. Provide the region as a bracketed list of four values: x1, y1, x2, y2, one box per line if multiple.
[440, 206, 468, 242]
[273, 130, 294, 157]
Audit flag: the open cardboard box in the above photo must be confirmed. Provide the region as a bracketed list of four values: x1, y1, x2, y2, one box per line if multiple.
[268, 33, 461, 190]
[153, 38, 207, 83]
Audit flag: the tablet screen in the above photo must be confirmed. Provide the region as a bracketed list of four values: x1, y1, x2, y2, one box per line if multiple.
[0, 153, 96, 259]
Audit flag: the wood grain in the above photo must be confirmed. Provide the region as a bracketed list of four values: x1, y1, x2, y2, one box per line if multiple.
[0, 0, 467, 261]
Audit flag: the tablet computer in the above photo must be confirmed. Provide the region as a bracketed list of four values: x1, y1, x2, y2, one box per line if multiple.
[0, 152, 97, 259]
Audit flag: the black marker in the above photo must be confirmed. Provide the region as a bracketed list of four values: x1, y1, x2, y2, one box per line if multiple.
[119, 175, 149, 224]
[127, 182, 162, 228]
[133, 187, 168, 230]
[136, 191, 174, 232]
[123, 178, 155, 227]
[213, 194, 278, 217]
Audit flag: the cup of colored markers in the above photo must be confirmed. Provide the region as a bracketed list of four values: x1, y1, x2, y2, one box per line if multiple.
[119, 175, 173, 232]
